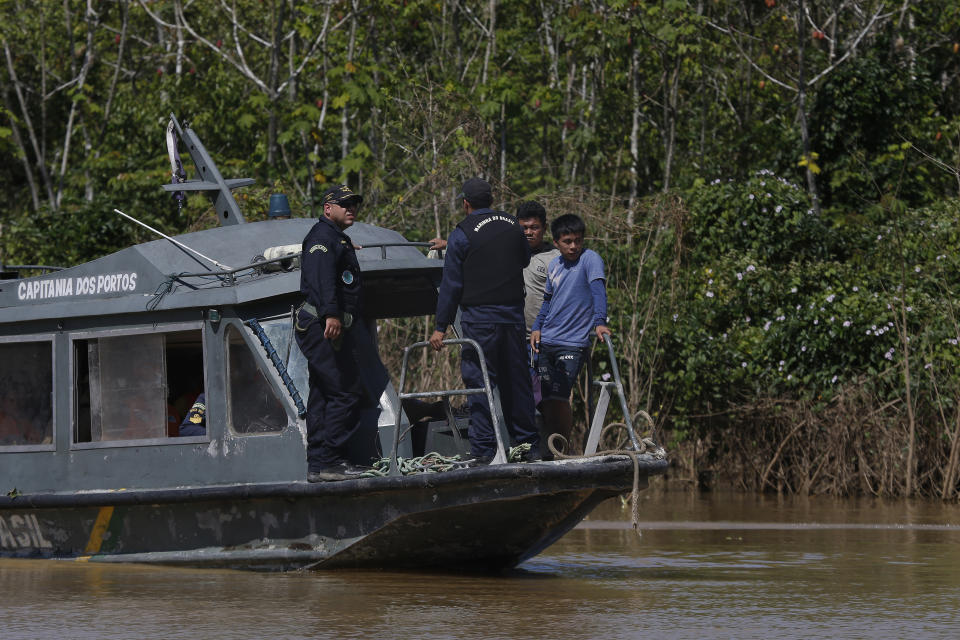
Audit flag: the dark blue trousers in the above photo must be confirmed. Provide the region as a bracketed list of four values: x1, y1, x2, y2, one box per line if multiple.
[295, 323, 362, 470]
[460, 321, 538, 457]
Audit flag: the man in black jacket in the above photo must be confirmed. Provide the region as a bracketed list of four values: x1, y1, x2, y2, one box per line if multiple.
[430, 178, 540, 463]
[296, 184, 368, 482]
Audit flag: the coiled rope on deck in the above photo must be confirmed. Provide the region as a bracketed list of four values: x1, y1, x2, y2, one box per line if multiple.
[362, 452, 470, 476]
[362, 444, 537, 477]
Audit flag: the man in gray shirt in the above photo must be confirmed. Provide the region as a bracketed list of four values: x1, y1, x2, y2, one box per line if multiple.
[517, 201, 560, 335]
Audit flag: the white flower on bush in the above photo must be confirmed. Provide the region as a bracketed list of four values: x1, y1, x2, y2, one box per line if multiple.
[843, 320, 851, 327]
[706, 291, 714, 298]
[826, 294, 835, 303]
[737, 272, 743, 280]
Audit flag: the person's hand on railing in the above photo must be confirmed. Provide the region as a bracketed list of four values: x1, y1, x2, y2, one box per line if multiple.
[595, 324, 612, 341]
[428, 237, 447, 251]
[429, 329, 446, 351]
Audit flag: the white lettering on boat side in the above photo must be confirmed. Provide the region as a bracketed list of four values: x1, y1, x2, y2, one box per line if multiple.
[0, 514, 54, 550]
[16, 272, 138, 302]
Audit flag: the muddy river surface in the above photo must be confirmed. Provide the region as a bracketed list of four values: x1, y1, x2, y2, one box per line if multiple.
[2, 487, 959, 639]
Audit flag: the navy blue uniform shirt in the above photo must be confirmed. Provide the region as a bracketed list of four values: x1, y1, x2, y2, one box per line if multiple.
[299, 216, 362, 319]
[435, 208, 530, 332]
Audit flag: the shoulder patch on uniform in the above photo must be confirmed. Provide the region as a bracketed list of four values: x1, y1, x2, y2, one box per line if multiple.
[309, 244, 328, 253]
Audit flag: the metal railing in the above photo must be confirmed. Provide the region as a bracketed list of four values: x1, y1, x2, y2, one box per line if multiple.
[387, 338, 509, 476]
[169, 241, 437, 286]
[583, 334, 642, 454]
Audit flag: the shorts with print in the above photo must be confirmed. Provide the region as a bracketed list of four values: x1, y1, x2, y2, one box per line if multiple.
[536, 344, 587, 401]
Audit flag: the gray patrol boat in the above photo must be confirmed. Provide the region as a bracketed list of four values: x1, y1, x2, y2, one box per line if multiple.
[0, 115, 667, 571]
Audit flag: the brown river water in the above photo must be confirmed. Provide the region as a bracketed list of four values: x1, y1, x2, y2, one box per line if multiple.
[2, 487, 959, 639]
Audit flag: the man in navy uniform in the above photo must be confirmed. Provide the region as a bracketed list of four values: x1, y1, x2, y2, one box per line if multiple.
[295, 184, 369, 482]
[429, 178, 540, 463]
[178, 393, 206, 436]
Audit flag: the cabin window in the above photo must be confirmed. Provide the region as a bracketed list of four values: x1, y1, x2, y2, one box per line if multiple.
[73, 329, 205, 443]
[0, 341, 53, 446]
[226, 325, 286, 434]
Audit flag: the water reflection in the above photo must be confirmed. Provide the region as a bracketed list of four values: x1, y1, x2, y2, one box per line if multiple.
[2, 489, 959, 639]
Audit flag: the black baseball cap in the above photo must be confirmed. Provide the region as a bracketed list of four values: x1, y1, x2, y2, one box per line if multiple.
[458, 177, 492, 208]
[320, 184, 363, 206]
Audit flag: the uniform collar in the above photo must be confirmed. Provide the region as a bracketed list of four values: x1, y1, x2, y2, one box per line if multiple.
[318, 215, 349, 236]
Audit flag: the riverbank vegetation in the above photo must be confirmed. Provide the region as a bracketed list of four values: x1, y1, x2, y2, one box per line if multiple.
[2, 1, 960, 498]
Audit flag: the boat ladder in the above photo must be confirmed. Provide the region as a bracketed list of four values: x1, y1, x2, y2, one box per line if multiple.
[387, 338, 511, 476]
[583, 334, 643, 454]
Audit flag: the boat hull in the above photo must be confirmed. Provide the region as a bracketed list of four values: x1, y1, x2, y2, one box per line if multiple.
[0, 455, 665, 571]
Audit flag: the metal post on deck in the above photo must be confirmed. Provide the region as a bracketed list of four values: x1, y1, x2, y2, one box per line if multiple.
[583, 334, 642, 453]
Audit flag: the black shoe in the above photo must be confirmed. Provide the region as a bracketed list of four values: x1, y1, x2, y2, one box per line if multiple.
[464, 454, 493, 467]
[521, 449, 542, 463]
[307, 462, 372, 482]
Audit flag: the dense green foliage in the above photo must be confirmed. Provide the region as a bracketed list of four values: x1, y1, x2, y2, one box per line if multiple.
[3, 0, 960, 497]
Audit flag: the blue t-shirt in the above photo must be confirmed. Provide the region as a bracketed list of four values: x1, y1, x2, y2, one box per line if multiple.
[534, 249, 607, 348]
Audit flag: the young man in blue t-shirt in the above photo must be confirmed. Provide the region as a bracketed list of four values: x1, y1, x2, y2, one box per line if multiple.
[529, 214, 611, 456]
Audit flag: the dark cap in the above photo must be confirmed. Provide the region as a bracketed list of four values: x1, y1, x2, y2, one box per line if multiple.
[320, 184, 363, 207]
[458, 177, 492, 209]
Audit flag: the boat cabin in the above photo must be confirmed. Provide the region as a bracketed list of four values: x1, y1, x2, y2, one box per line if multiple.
[0, 215, 444, 494]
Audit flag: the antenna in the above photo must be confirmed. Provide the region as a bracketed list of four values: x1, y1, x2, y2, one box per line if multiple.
[113, 208, 233, 271]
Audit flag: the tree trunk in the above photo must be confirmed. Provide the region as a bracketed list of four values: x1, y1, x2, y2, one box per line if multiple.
[628, 44, 639, 225]
[341, 1, 358, 163]
[796, 0, 822, 216]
